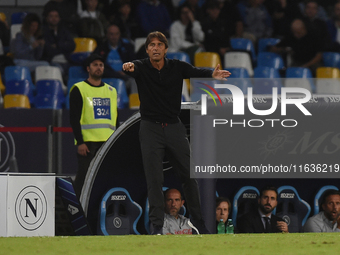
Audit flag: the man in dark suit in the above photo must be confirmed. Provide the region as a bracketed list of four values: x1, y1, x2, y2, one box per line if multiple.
[237, 186, 289, 233]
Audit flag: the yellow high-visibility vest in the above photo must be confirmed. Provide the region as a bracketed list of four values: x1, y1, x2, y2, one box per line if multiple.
[71, 81, 117, 142]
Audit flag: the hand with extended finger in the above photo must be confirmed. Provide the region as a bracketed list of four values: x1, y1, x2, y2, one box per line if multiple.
[122, 62, 135, 72]
[212, 64, 231, 80]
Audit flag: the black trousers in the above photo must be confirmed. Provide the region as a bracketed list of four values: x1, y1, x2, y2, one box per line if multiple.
[74, 141, 104, 198]
[139, 120, 203, 227]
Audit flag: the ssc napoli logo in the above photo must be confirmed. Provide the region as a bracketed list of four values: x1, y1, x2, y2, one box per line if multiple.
[15, 186, 48, 231]
[113, 217, 122, 228]
[282, 215, 291, 225]
[0, 125, 16, 172]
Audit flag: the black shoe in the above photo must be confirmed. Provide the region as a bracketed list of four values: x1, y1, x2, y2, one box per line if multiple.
[150, 224, 163, 235]
[191, 219, 211, 234]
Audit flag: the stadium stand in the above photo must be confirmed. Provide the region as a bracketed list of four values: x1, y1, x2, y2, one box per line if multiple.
[0, 73, 5, 95]
[194, 52, 221, 68]
[34, 93, 64, 109]
[5, 79, 34, 104]
[253, 66, 282, 94]
[316, 67, 340, 78]
[257, 38, 280, 53]
[11, 12, 27, 24]
[134, 37, 146, 53]
[224, 51, 254, 77]
[97, 187, 142, 235]
[129, 93, 140, 109]
[285, 67, 315, 92]
[4, 66, 35, 93]
[35, 66, 66, 93]
[232, 186, 260, 228]
[68, 66, 88, 80]
[273, 186, 311, 233]
[3, 94, 30, 109]
[166, 51, 191, 64]
[257, 52, 285, 70]
[230, 38, 256, 63]
[70, 37, 97, 64]
[322, 52, 340, 69]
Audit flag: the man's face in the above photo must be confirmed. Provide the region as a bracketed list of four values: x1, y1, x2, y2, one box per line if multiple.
[46, 11, 60, 27]
[146, 38, 168, 62]
[87, 60, 104, 79]
[107, 26, 120, 47]
[164, 190, 184, 218]
[335, 3, 340, 20]
[216, 201, 229, 223]
[305, 2, 318, 19]
[258, 190, 277, 215]
[322, 194, 340, 221]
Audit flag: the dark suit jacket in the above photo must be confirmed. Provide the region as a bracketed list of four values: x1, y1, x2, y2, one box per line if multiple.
[237, 209, 285, 233]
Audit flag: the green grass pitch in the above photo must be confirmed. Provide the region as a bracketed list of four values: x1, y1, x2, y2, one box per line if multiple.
[1, 233, 339, 255]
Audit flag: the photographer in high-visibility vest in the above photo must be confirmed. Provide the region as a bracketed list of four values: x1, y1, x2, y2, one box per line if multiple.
[70, 54, 117, 198]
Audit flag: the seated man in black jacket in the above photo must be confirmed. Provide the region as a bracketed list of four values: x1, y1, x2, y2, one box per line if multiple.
[237, 186, 289, 233]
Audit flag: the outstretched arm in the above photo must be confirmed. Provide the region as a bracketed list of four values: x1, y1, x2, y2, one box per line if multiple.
[212, 64, 231, 80]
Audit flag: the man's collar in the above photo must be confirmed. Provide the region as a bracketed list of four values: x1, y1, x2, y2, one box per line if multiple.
[258, 208, 272, 219]
[146, 58, 169, 69]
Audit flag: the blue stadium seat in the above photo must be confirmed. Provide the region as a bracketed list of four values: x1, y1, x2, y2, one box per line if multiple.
[5, 79, 34, 104]
[34, 94, 64, 109]
[285, 67, 315, 92]
[232, 186, 260, 228]
[5, 66, 36, 95]
[257, 38, 280, 53]
[257, 52, 285, 69]
[144, 187, 187, 234]
[65, 93, 70, 109]
[102, 78, 129, 109]
[70, 52, 92, 64]
[322, 52, 340, 68]
[98, 187, 142, 235]
[36, 80, 65, 97]
[253, 66, 282, 94]
[314, 185, 339, 215]
[167, 52, 191, 64]
[68, 66, 88, 80]
[226, 67, 250, 79]
[11, 12, 27, 24]
[230, 38, 256, 62]
[67, 78, 84, 92]
[273, 186, 311, 233]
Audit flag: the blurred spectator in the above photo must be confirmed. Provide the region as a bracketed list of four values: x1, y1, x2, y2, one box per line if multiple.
[43, 0, 78, 35]
[168, 5, 204, 63]
[301, 0, 330, 44]
[181, 0, 205, 22]
[264, 0, 302, 39]
[109, 0, 142, 40]
[77, 0, 110, 44]
[137, 0, 172, 37]
[237, 0, 273, 43]
[270, 19, 324, 76]
[326, 1, 340, 52]
[10, 13, 50, 72]
[218, 0, 244, 38]
[215, 197, 231, 233]
[42, 9, 76, 75]
[201, 1, 231, 64]
[298, 0, 329, 21]
[93, 24, 137, 93]
[0, 19, 10, 48]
